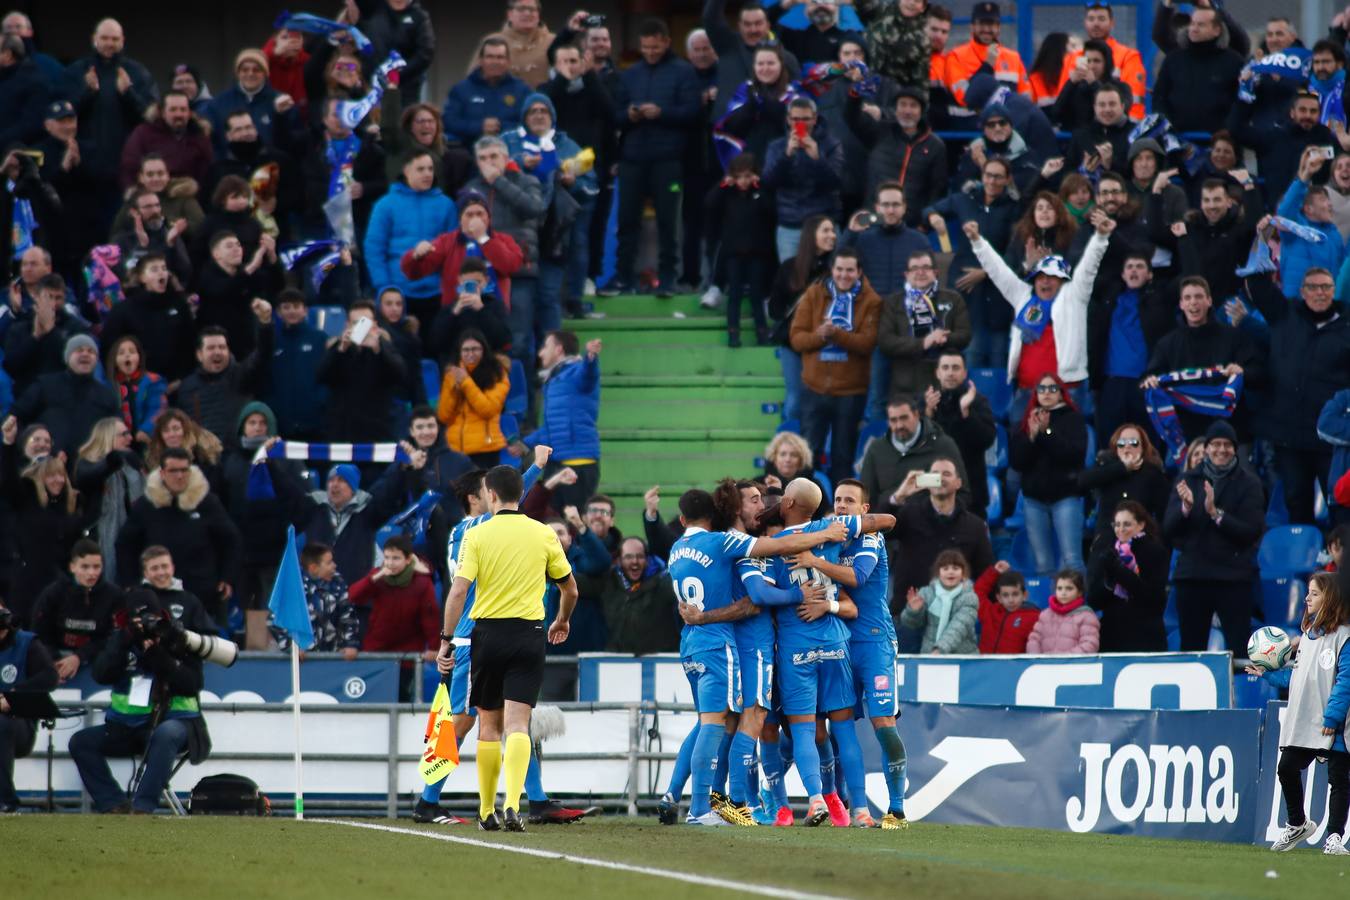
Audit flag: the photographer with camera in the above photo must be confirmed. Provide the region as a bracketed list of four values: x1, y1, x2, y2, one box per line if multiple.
[0, 602, 59, 813]
[139, 546, 216, 636]
[69, 588, 213, 814]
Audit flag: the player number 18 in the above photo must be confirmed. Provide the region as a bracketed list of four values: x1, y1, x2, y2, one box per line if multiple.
[676, 577, 706, 611]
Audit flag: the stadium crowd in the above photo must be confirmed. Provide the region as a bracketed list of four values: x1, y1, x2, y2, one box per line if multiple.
[3, 0, 1350, 821]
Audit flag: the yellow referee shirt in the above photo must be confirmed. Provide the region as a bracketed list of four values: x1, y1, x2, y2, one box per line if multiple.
[457, 510, 573, 621]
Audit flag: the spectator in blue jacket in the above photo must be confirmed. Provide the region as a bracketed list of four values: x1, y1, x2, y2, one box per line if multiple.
[442, 37, 529, 144]
[601, 20, 702, 298]
[364, 148, 458, 348]
[264, 289, 329, 441]
[205, 49, 305, 155]
[519, 330, 600, 512]
[762, 96, 845, 262]
[0, 35, 49, 151]
[1282, 148, 1347, 299]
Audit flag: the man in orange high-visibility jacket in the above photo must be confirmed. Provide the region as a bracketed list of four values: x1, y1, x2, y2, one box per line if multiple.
[943, 2, 1030, 109]
[1061, 2, 1146, 120]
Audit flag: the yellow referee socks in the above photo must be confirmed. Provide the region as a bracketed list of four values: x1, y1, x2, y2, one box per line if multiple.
[502, 732, 531, 813]
[477, 740, 502, 819]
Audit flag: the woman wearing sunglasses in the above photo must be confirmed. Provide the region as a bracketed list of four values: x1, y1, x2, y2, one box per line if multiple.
[1009, 372, 1088, 576]
[1078, 422, 1170, 540]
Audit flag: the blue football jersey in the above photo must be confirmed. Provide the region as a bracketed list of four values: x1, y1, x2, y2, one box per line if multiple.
[669, 527, 757, 655]
[759, 516, 861, 649]
[842, 533, 894, 644]
[733, 557, 776, 652]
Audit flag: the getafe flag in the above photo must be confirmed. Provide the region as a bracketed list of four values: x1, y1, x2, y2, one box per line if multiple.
[420, 680, 460, 784]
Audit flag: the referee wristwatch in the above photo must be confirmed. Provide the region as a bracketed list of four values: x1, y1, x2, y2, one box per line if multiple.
[439, 632, 454, 643]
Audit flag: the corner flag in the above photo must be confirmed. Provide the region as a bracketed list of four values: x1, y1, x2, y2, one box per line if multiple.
[269, 526, 314, 650]
[269, 525, 312, 818]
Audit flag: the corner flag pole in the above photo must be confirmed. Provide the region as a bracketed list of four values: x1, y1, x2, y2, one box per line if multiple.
[291, 639, 305, 820]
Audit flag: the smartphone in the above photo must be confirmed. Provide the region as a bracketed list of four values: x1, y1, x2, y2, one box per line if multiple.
[349, 316, 374, 345]
[584, 13, 607, 27]
[13, 148, 43, 167]
[1321, 146, 1337, 160]
[460, 280, 480, 295]
[916, 472, 943, 489]
[793, 121, 809, 140]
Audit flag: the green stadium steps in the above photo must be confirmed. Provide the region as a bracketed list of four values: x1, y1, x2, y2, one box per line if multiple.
[584, 295, 784, 537]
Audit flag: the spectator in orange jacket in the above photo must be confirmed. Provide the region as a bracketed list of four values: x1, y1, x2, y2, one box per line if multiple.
[974, 561, 1040, 654]
[348, 535, 440, 660]
[436, 329, 510, 468]
[942, 2, 1030, 112]
[1060, 2, 1146, 120]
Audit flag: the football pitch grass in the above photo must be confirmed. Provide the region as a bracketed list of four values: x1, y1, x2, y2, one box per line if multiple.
[5, 815, 1348, 899]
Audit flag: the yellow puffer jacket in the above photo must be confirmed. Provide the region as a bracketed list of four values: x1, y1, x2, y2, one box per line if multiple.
[436, 360, 509, 455]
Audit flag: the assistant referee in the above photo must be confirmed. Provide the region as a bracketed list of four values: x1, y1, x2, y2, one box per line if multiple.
[437, 465, 577, 833]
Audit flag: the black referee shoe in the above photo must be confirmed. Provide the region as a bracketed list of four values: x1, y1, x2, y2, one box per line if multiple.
[478, 810, 503, 831]
[502, 807, 526, 832]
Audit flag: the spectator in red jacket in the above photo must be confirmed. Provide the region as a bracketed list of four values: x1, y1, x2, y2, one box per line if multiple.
[400, 190, 524, 312]
[118, 91, 214, 190]
[973, 561, 1039, 654]
[263, 28, 309, 121]
[348, 534, 440, 660]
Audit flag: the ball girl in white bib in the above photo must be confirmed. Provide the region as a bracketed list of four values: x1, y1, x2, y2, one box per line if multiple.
[1249, 572, 1350, 854]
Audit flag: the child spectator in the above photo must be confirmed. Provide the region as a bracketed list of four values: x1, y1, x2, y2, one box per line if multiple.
[1325, 525, 1349, 573]
[348, 534, 440, 661]
[974, 561, 1040, 654]
[271, 542, 360, 654]
[900, 549, 979, 655]
[704, 152, 776, 347]
[1250, 572, 1350, 855]
[1026, 569, 1100, 654]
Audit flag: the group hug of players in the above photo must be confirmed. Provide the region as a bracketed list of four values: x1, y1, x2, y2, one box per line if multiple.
[422, 448, 905, 828]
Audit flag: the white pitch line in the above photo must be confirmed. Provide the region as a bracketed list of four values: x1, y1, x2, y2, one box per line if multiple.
[313, 818, 849, 900]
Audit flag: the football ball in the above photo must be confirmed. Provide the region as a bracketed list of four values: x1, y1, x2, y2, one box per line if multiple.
[1247, 626, 1292, 671]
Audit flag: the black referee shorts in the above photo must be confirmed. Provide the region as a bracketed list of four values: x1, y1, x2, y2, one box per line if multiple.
[468, 618, 547, 710]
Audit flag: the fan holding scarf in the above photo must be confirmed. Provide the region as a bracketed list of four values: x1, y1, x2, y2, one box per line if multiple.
[789, 247, 881, 483]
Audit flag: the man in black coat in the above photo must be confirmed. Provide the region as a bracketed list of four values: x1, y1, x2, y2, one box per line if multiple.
[1241, 268, 1350, 526]
[1066, 83, 1133, 178]
[1151, 8, 1244, 134]
[8, 334, 117, 458]
[925, 352, 996, 517]
[2, 274, 91, 397]
[351, 0, 436, 105]
[30, 539, 123, 679]
[1164, 420, 1264, 653]
[1144, 275, 1265, 444]
[1152, 173, 1264, 303]
[173, 314, 274, 448]
[1228, 89, 1334, 208]
[98, 253, 197, 382]
[316, 301, 407, 442]
[888, 456, 993, 599]
[36, 100, 105, 274]
[0, 35, 49, 150]
[847, 87, 947, 229]
[115, 448, 243, 626]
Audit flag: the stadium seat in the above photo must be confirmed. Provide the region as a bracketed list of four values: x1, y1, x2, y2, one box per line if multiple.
[1009, 528, 1036, 575]
[1004, 490, 1025, 530]
[1257, 525, 1323, 577]
[310, 305, 347, 339]
[985, 474, 1003, 525]
[971, 368, 1010, 419]
[421, 359, 440, 408]
[1265, 480, 1289, 528]
[1315, 481, 1329, 526]
[985, 423, 1009, 473]
[1022, 576, 1049, 608]
[777, 418, 801, 435]
[853, 419, 888, 474]
[1260, 577, 1306, 631]
[505, 358, 528, 416]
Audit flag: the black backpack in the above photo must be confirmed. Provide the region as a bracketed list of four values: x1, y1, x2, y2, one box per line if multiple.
[189, 774, 271, 816]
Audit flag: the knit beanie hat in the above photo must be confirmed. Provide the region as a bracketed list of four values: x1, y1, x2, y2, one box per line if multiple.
[328, 464, 361, 492]
[235, 48, 270, 76]
[64, 334, 98, 364]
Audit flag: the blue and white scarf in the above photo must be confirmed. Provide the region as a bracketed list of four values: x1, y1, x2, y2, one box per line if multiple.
[904, 283, 937, 332]
[274, 10, 372, 54]
[8, 179, 34, 259]
[514, 127, 560, 180]
[1314, 71, 1346, 126]
[247, 441, 412, 501]
[281, 239, 345, 292]
[323, 136, 360, 243]
[1270, 214, 1327, 244]
[336, 52, 406, 130]
[1014, 294, 1055, 343]
[1144, 368, 1244, 467]
[819, 279, 859, 363]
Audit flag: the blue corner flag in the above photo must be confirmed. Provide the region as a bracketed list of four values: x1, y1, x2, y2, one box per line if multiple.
[269, 526, 314, 651]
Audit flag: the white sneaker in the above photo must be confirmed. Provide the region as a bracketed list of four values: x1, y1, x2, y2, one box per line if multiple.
[584, 279, 596, 297]
[1325, 833, 1350, 855]
[686, 810, 731, 826]
[700, 286, 723, 310]
[1272, 819, 1315, 851]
